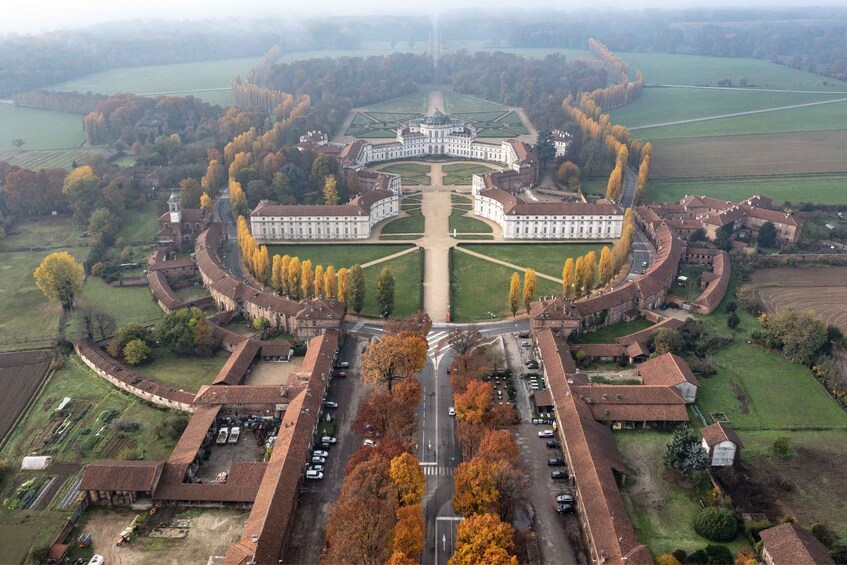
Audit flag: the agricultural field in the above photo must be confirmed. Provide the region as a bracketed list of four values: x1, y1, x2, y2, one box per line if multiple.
[616, 431, 749, 556]
[264, 243, 413, 270]
[450, 249, 562, 321]
[648, 130, 847, 179]
[134, 347, 230, 392]
[362, 249, 422, 318]
[380, 209, 425, 235]
[459, 242, 606, 279]
[645, 174, 847, 206]
[749, 266, 847, 332]
[0, 351, 51, 444]
[376, 162, 432, 185]
[42, 57, 259, 106]
[0, 104, 86, 151]
[442, 162, 498, 185]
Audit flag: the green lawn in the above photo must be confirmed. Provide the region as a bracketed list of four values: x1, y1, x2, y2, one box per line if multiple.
[611, 88, 843, 129]
[579, 318, 654, 343]
[616, 431, 749, 556]
[378, 162, 431, 185]
[449, 210, 492, 234]
[380, 210, 425, 234]
[264, 243, 412, 270]
[450, 250, 562, 321]
[646, 175, 847, 206]
[451, 194, 472, 205]
[620, 52, 847, 92]
[443, 163, 497, 185]
[0, 216, 88, 252]
[365, 91, 429, 113]
[460, 242, 607, 280]
[362, 249, 422, 318]
[0, 148, 109, 170]
[69, 278, 163, 339]
[43, 57, 259, 106]
[119, 201, 163, 243]
[134, 347, 229, 392]
[582, 178, 607, 197]
[0, 104, 86, 151]
[442, 91, 507, 113]
[634, 99, 847, 139]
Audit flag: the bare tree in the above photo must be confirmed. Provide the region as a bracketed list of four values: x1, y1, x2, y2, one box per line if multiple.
[448, 325, 484, 357]
[485, 345, 507, 374]
[94, 311, 117, 341]
[77, 307, 95, 340]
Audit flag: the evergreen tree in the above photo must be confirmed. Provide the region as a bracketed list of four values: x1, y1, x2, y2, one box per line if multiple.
[347, 265, 366, 315]
[376, 268, 395, 318]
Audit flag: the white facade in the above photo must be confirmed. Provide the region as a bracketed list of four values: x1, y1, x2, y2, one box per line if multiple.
[702, 438, 737, 467]
[552, 129, 571, 158]
[474, 190, 623, 240]
[250, 193, 398, 241]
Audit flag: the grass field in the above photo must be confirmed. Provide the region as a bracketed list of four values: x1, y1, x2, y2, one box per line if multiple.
[460, 242, 606, 279]
[442, 91, 507, 113]
[365, 91, 429, 113]
[264, 243, 413, 270]
[620, 52, 847, 92]
[120, 201, 164, 243]
[616, 431, 749, 555]
[648, 130, 847, 179]
[43, 57, 259, 106]
[450, 250, 562, 321]
[380, 210, 425, 234]
[0, 148, 109, 170]
[0, 104, 85, 151]
[442, 163, 497, 185]
[377, 162, 431, 185]
[69, 278, 164, 338]
[579, 318, 653, 344]
[610, 88, 844, 129]
[635, 99, 847, 139]
[449, 210, 492, 234]
[362, 249, 422, 318]
[134, 347, 229, 392]
[646, 174, 847, 205]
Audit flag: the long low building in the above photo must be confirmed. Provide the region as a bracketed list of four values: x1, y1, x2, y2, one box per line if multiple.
[250, 189, 398, 241]
[474, 187, 623, 240]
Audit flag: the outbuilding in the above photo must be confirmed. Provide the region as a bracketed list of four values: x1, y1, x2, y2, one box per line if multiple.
[21, 456, 52, 471]
[700, 422, 742, 467]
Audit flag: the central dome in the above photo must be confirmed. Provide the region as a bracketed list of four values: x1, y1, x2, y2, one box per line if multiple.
[421, 108, 453, 126]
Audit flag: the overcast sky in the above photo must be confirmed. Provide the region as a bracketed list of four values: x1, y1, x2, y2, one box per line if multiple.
[3, 0, 843, 35]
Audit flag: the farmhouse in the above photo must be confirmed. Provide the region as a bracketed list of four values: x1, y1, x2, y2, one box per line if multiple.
[250, 189, 399, 242]
[700, 422, 742, 467]
[759, 523, 835, 565]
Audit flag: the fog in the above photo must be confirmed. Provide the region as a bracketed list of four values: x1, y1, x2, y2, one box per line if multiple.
[4, 0, 845, 35]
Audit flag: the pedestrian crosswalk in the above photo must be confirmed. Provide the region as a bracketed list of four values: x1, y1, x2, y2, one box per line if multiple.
[422, 466, 454, 476]
[427, 330, 449, 357]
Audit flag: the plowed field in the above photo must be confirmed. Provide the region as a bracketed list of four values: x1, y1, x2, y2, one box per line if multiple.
[749, 266, 847, 332]
[0, 351, 51, 443]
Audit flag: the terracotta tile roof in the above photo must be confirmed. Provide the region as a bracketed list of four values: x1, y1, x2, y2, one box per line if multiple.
[480, 188, 621, 217]
[148, 270, 182, 310]
[572, 343, 626, 358]
[80, 461, 164, 492]
[616, 317, 684, 347]
[574, 284, 638, 317]
[571, 384, 687, 406]
[193, 385, 295, 405]
[744, 205, 799, 226]
[586, 402, 690, 422]
[530, 297, 580, 321]
[167, 405, 221, 466]
[237, 285, 301, 317]
[210, 277, 242, 300]
[759, 523, 835, 565]
[259, 342, 291, 358]
[625, 341, 651, 358]
[153, 461, 267, 503]
[353, 189, 395, 212]
[637, 353, 699, 387]
[148, 257, 196, 272]
[195, 224, 229, 283]
[295, 297, 345, 321]
[533, 390, 554, 408]
[694, 251, 730, 310]
[536, 329, 577, 377]
[212, 339, 260, 385]
[251, 201, 365, 218]
[700, 422, 743, 448]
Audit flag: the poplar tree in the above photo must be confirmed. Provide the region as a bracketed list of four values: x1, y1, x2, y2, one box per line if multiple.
[301, 259, 314, 299]
[508, 273, 520, 317]
[522, 268, 536, 314]
[562, 257, 575, 299]
[347, 265, 366, 315]
[376, 268, 395, 318]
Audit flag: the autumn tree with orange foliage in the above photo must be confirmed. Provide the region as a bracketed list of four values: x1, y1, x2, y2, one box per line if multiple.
[449, 513, 517, 565]
[385, 311, 433, 337]
[390, 452, 425, 506]
[360, 333, 427, 391]
[452, 458, 500, 517]
[392, 505, 425, 561]
[354, 379, 422, 448]
[454, 380, 493, 425]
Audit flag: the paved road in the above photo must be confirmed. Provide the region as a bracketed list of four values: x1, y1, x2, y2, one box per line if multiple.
[619, 164, 637, 210]
[346, 318, 531, 339]
[214, 194, 246, 281]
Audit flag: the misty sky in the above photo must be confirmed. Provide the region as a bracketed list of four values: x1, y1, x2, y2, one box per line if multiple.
[3, 0, 843, 34]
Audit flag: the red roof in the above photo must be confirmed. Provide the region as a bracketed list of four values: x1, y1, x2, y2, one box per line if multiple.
[759, 523, 834, 565]
[700, 422, 743, 448]
[637, 353, 699, 387]
[80, 461, 164, 492]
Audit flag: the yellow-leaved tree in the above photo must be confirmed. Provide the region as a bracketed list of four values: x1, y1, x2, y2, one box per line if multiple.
[522, 269, 536, 314]
[34, 251, 85, 309]
[508, 273, 520, 317]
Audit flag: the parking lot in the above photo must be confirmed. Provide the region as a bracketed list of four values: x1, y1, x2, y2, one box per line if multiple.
[281, 335, 368, 564]
[505, 333, 584, 564]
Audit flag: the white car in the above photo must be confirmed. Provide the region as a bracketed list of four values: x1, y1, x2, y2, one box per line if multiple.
[538, 430, 554, 438]
[311, 456, 326, 464]
[309, 464, 324, 473]
[323, 401, 339, 409]
[363, 439, 376, 447]
[448, 407, 456, 416]
[336, 361, 350, 368]
[306, 470, 323, 480]
[321, 436, 337, 444]
[313, 450, 329, 458]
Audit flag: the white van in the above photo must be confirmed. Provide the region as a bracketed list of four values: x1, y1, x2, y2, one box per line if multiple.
[88, 556, 105, 565]
[228, 427, 241, 444]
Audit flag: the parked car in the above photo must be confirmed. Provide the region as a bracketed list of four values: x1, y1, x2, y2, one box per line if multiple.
[216, 428, 229, 444]
[557, 502, 575, 513]
[551, 470, 569, 479]
[520, 341, 532, 348]
[311, 456, 326, 464]
[448, 407, 456, 416]
[323, 401, 338, 409]
[308, 464, 324, 473]
[526, 361, 539, 370]
[538, 430, 554, 438]
[363, 439, 376, 447]
[335, 370, 347, 379]
[321, 436, 337, 444]
[336, 361, 350, 368]
[518, 331, 531, 339]
[313, 450, 329, 458]
[546, 440, 561, 449]
[305, 470, 323, 480]
[547, 458, 566, 466]
[556, 493, 574, 504]
[524, 359, 536, 366]
[228, 427, 240, 444]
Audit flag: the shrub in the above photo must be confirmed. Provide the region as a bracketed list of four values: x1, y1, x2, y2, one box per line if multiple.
[725, 302, 737, 314]
[123, 339, 150, 366]
[727, 312, 740, 330]
[810, 523, 838, 549]
[655, 554, 681, 565]
[704, 544, 733, 564]
[672, 549, 688, 563]
[772, 436, 791, 458]
[90, 261, 106, 277]
[694, 507, 738, 542]
[744, 518, 772, 542]
[686, 549, 708, 564]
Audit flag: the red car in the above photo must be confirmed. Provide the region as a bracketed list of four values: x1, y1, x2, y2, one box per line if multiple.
[335, 370, 347, 378]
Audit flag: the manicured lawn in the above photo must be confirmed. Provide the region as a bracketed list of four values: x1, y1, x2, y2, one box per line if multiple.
[264, 243, 412, 269]
[69, 278, 163, 338]
[380, 234, 422, 240]
[579, 318, 654, 343]
[646, 174, 847, 206]
[0, 148, 108, 170]
[620, 51, 847, 92]
[0, 216, 88, 252]
[450, 250, 562, 321]
[362, 249, 422, 318]
[119, 201, 163, 243]
[634, 99, 847, 139]
[366, 91, 429, 113]
[380, 210, 425, 234]
[449, 210, 492, 234]
[443, 163, 497, 185]
[611, 87, 843, 129]
[44, 57, 259, 105]
[0, 104, 86, 150]
[378, 162, 431, 185]
[616, 431, 749, 555]
[461, 242, 607, 279]
[134, 347, 229, 392]
[451, 194, 472, 205]
[581, 178, 607, 196]
[442, 91, 506, 113]
[453, 235, 494, 240]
